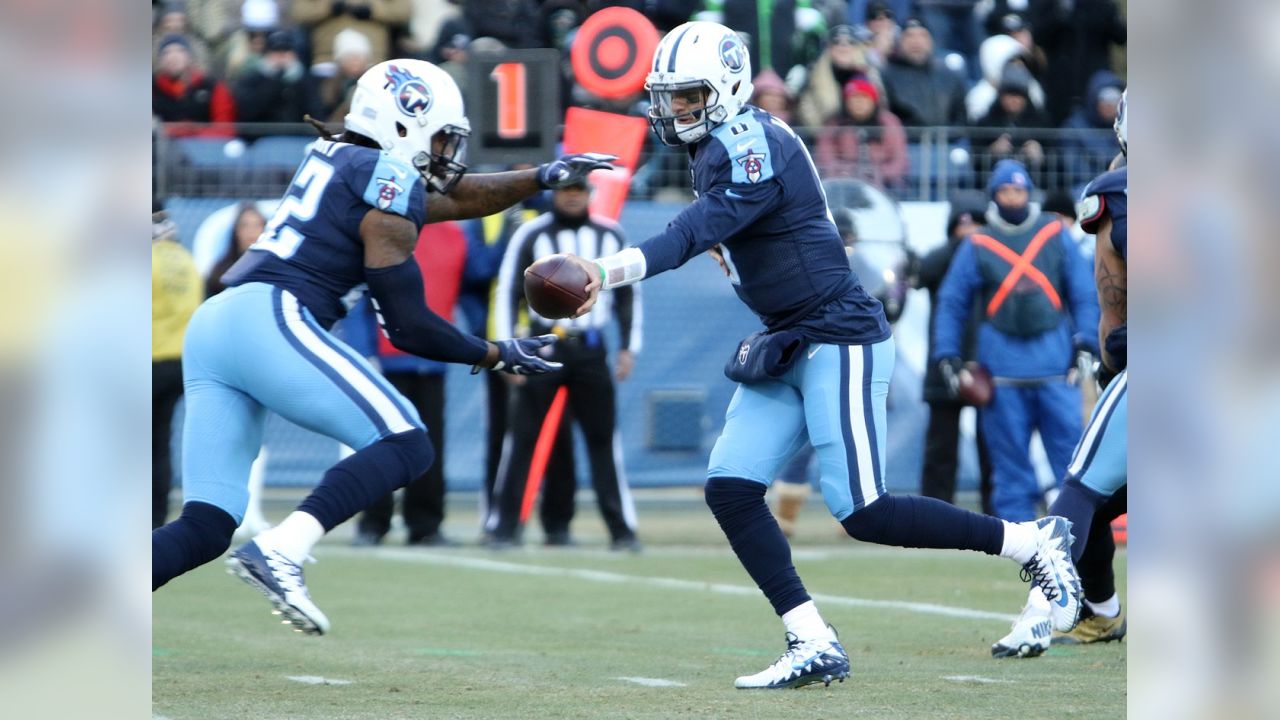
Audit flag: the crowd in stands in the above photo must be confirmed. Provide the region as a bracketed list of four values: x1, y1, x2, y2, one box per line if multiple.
[153, 0, 1125, 196]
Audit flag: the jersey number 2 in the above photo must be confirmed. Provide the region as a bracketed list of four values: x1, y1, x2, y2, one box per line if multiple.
[255, 155, 335, 260]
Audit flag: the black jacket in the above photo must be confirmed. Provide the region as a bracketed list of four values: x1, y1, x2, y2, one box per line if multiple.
[881, 54, 968, 127]
[919, 237, 982, 402]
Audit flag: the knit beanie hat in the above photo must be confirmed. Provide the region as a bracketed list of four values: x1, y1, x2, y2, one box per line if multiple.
[987, 159, 1033, 199]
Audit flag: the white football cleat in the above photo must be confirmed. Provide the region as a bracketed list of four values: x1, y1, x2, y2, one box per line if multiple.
[1020, 516, 1083, 632]
[734, 630, 850, 689]
[226, 539, 330, 636]
[992, 587, 1053, 658]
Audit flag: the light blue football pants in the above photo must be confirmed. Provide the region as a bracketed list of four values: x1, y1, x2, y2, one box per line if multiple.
[180, 283, 422, 523]
[1066, 368, 1127, 497]
[708, 337, 894, 521]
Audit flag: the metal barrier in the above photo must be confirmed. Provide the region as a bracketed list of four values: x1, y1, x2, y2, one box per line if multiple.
[154, 122, 1118, 204]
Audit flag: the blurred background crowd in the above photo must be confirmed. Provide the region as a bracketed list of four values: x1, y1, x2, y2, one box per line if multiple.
[152, 0, 1126, 203]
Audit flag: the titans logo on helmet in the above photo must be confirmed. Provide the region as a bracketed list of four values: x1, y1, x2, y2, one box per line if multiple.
[719, 35, 745, 72]
[384, 64, 433, 117]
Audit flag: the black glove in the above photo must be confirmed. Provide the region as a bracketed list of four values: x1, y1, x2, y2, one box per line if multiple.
[537, 153, 617, 189]
[1095, 360, 1118, 390]
[937, 357, 963, 399]
[331, 1, 348, 15]
[349, 3, 372, 20]
[481, 334, 563, 375]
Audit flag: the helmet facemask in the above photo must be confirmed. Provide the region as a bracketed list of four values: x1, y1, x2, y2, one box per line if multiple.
[647, 81, 728, 147]
[408, 121, 469, 194]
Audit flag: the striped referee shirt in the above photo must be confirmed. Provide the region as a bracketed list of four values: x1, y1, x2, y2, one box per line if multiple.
[493, 212, 642, 352]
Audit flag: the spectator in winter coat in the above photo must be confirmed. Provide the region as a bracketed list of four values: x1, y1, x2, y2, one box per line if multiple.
[232, 31, 315, 128]
[966, 33, 1046, 123]
[796, 24, 883, 130]
[879, 18, 968, 127]
[814, 78, 909, 190]
[1059, 69, 1124, 191]
[974, 65, 1053, 189]
[153, 33, 237, 137]
[310, 28, 374, 123]
[215, 0, 280, 81]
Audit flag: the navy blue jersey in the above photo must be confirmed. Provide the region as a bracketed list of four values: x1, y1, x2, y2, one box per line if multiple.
[222, 140, 428, 328]
[1078, 167, 1127, 261]
[637, 106, 890, 345]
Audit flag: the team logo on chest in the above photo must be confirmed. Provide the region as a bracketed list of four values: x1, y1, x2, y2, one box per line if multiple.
[384, 65, 433, 117]
[736, 149, 767, 183]
[374, 176, 405, 210]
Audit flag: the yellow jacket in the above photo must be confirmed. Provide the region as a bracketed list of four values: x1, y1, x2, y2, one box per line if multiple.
[152, 239, 203, 362]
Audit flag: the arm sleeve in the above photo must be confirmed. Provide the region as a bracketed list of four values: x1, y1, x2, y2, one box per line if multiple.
[1062, 233, 1101, 352]
[364, 257, 489, 364]
[491, 221, 537, 340]
[637, 178, 782, 278]
[931, 240, 981, 361]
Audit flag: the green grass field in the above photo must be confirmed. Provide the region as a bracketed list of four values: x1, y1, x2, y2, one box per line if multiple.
[154, 491, 1126, 719]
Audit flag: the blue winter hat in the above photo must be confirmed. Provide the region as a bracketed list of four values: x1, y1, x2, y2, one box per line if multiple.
[987, 159, 1033, 198]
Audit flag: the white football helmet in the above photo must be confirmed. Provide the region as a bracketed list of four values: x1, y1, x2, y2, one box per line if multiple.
[1114, 87, 1127, 156]
[344, 59, 470, 193]
[646, 21, 754, 146]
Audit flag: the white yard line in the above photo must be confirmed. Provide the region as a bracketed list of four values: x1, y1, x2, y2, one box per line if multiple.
[943, 675, 1012, 684]
[324, 547, 1017, 623]
[615, 677, 687, 687]
[286, 675, 354, 686]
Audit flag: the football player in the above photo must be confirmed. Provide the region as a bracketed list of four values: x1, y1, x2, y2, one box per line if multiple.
[992, 89, 1129, 658]
[152, 59, 614, 636]
[559, 21, 1083, 688]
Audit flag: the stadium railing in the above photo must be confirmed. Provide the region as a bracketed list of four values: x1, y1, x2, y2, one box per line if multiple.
[154, 123, 1117, 204]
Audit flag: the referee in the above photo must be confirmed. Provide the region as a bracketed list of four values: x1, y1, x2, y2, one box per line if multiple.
[487, 179, 642, 550]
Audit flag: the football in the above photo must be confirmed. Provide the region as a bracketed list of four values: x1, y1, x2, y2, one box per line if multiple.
[958, 361, 994, 407]
[524, 254, 591, 320]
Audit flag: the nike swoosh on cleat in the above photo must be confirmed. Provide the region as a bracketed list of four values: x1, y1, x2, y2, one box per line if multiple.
[1053, 569, 1071, 607]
